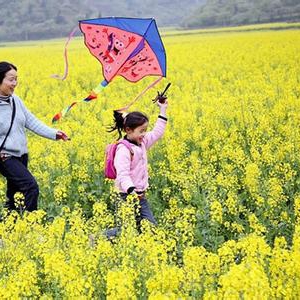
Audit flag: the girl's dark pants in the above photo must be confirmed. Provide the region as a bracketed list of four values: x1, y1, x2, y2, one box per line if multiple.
[105, 193, 157, 238]
[0, 154, 39, 211]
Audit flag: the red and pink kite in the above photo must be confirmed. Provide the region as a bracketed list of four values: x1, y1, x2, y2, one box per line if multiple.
[52, 17, 166, 123]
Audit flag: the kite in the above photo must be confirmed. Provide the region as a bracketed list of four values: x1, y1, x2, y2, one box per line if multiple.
[52, 17, 166, 123]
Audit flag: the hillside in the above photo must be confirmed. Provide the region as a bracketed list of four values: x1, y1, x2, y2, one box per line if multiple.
[182, 0, 300, 28]
[0, 0, 205, 42]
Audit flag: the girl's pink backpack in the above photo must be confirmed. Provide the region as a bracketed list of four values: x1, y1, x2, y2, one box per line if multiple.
[104, 140, 134, 179]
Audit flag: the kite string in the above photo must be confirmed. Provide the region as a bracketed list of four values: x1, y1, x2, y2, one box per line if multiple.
[50, 26, 78, 81]
[117, 76, 163, 112]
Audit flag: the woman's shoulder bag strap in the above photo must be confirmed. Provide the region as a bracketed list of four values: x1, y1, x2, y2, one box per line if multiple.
[0, 97, 16, 152]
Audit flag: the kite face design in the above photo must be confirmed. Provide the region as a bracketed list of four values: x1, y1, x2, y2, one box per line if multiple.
[79, 18, 166, 82]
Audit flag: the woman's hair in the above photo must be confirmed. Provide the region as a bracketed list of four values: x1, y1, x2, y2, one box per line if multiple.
[0, 62, 17, 84]
[108, 110, 149, 140]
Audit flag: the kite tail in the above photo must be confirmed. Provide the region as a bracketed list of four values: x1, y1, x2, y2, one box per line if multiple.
[116, 76, 163, 112]
[52, 80, 108, 123]
[50, 26, 78, 81]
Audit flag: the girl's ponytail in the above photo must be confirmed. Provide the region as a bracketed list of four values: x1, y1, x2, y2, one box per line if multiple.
[107, 110, 126, 140]
[108, 110, 149, 140]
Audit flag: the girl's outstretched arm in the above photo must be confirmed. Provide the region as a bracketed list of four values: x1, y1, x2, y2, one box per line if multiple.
[157, 101, 168, 118]
[143, 101, 168, 150]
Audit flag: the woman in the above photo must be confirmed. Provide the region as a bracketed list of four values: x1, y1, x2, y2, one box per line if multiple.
[0, 61, 69, 212]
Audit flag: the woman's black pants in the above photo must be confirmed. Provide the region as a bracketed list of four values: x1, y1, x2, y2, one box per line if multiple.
[0, 154, 39, 212]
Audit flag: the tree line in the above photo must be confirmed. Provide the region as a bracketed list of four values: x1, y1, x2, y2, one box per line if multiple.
[181, 0, 300, 28]
[0, 0, 204, 42]
[1, 0, 299, 42]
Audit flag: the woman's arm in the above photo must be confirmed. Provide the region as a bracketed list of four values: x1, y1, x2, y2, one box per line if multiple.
[19, 98, 68, 140]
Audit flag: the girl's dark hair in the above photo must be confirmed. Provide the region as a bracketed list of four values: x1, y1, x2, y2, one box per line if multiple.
[108, 110, 149, 140]
[0, 62, 17, 84]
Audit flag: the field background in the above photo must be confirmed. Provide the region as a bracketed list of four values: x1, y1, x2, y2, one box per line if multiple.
[0, 24, 300, 298]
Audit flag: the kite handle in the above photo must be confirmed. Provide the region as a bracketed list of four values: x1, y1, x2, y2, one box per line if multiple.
[161, 83, 171, 96]
[152, 82, 171, 104]
[50, 26, 78, 81]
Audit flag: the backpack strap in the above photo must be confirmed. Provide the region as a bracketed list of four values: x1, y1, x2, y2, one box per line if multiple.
[117, 140, 134, 156]
[0, 97, 16, 153]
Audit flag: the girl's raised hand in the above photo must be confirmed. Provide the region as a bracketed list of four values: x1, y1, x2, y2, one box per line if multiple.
[157, 99, 168, 117]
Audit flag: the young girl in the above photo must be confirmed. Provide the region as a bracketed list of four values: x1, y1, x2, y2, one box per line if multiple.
[105, 100, 168, 238]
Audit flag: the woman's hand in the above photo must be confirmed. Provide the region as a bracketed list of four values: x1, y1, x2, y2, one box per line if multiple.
[56, 130, 70, 141]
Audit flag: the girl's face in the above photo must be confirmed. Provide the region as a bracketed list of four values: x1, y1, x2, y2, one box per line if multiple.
[0, 69, 18, 96]
[125, 122, 148, 145]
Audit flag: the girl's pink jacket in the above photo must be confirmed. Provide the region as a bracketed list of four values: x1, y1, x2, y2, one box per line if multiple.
[114, 117, 167, 193]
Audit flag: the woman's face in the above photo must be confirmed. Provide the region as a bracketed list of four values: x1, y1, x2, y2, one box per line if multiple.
[0, 68, 18, 96]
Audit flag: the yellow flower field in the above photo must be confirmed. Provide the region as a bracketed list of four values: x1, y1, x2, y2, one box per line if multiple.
[0, 26, 300, 298]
